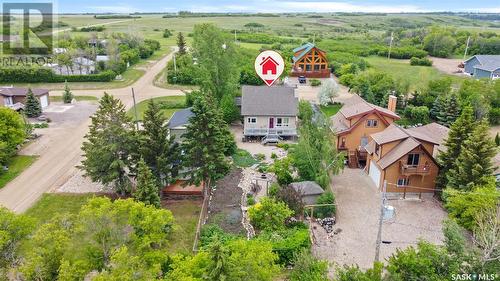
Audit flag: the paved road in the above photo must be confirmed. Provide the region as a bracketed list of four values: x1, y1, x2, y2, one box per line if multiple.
[0, 49, 184, 213]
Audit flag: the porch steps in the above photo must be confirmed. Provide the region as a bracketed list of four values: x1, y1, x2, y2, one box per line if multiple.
[261, 134, 281, 145]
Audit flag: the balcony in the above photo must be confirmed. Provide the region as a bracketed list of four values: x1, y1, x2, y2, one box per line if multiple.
[244, 127, 297, 137]
[400, 162, 431, 175]
[290, 68, 331, 78]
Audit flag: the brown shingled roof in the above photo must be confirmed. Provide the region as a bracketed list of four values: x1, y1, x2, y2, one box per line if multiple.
[377, 138, 420, 169]
[0, 87, 49, 97]
[370, 124, 408, 144]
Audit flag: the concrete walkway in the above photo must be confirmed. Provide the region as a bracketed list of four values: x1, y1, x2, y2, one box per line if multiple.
[0, 49, 184, 213]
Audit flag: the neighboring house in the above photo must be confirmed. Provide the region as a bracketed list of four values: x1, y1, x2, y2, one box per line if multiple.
[291, 42, 330, 78]
[88, 39, 109, 48]
[364, 123, 449, 193]
[463, 55, 500, 79]
[0, 87, 50, 109]
[330, 95, 400, 168]
[289, 181, 324, 205]
[241, 85, 298, 143]
[167, 108, 194, 143]
[47, 57, 96, 75]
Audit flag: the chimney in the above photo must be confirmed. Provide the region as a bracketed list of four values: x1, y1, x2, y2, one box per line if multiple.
[387, 95, 397, 113]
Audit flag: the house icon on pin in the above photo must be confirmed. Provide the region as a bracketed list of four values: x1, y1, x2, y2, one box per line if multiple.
[260, 56, 279, 75]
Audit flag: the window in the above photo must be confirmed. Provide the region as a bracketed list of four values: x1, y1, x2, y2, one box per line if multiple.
[306, 64, 312, 71]
[360, 137, 368, 147]
[247, 117, 257, 124]
[407, 153, 420, 166]
[366, 119, 378, 127]
[397, 178, 410, 187]
[4, 97, 13, 106]
[276, 118, 290, 127]
[341, 138, 346, 148]
[314, 64, 320, 71]
[375, 144, 380, 155]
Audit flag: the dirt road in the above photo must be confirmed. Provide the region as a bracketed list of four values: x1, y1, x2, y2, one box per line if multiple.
[0, 49, 184, 213]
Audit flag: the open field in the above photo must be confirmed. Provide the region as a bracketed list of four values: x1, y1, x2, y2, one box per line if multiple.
[0, 155, 37, 189]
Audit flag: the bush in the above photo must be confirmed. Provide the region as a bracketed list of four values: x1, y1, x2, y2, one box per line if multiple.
[410, 57, 433, 66]
[163, 29, 173, 38]
[247, 195, 256, 206]
[276, 186, 304, 217]
[403, 105, 430, 124]
[310, 79, 321, 87]
[248, 197, 294, 232]
[289, 250, 329, 281]
[0, 68, 116, 83]
[489, 107, 500, 125]
[338, 73, 355, 87]
[268, 183, 281, 197]
[199, 224, 238, 248]
[258, 227, 311, 265]
[314, 192, 336, 219]
[378, 46, 428, 59]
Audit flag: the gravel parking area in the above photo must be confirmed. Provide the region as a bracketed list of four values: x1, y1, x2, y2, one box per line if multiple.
[312, 168, 447, 272]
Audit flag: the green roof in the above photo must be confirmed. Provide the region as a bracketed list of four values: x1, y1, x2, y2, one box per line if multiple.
[292, 42, 315, 63]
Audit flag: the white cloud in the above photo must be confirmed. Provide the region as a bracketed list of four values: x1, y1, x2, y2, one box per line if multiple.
[464, 7, 500, 13]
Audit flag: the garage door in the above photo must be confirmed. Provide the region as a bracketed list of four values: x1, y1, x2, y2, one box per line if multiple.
[40, 95, 49, 108]
[369, 161, 381, 188]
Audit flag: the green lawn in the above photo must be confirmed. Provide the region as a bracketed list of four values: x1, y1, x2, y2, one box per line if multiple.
[364, 56, 466, 91]
[232, 149, 259, 168]
[0, 155, 37, 189]
[49, 95, 98, 102]
[320, 104, 343, 117]
[128, 95, 186, 121]
[163, 200, 202, 255]
[25, 193, 95, 224]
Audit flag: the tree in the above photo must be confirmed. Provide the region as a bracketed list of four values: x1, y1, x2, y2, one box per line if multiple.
[248, 197, 294, 232]
[447, 120, 497, 190]
[445, 93, 460, 126]
[495, 133, 500, 146]
[24, 88, 42, 118]
[81, 93, 138, 195]
[289, 250, 329, 281]
[336, 263, 383, 281]
[134, 159, 161, 208]
[318, 79, 339, 106]
[0, 208, 35, 276]
[276, 186, 305, 218]
[177, 32, 187, 55]
[62, 81, 74, 104]
[430, 94, 446, 124]
[192, 23, 239, 103]
[181, 94, 233, 197]
[140, 99, 179, 186]
[473, 207, 500, 268]
[205, 239, 231, 281]
[0, 108, 25, 166]
[163, 28, 173, 38]
[436, 106, 475, 189]
[423, 28, 457, 57]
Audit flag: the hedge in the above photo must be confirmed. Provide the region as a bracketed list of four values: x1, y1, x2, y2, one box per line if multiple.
[377, 46, 428, 59]
[410, 57, 433, 66]
[0, 68, 116, 83]
[258, 227, 311, 265]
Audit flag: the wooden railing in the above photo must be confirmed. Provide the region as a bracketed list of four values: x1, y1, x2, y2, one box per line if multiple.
[244, 127, 297, 136]
[400, 163, 431, 175]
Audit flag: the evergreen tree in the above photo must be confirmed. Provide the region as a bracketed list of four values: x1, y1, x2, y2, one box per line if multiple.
[24, 88, 42, 118]
[495, 132, 500, 146]
[436, 106, 475, 189]
[181, 94, 232, 196]
[140, 99, 179, 185]
[447, 120, 497, 191]
[430, 94, 447, 125]
[81, 93, 138, 195]
[444, 93, 460, 127]
[62, 81, 74, 104]
[205, 239, 231, 281]
[134, 159, 161, 208]
[177, 32, 187, 55]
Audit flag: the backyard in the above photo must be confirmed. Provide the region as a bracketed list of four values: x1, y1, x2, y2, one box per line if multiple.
[127, 95, 186, 121]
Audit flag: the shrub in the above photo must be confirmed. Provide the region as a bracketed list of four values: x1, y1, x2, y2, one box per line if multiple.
[0, 68, 115, 83]
[314, 192, 336, 219]
[268, 183, 281, 197]
[410, 57, 433, 66]
[489, 107, 500, 125]
[378, 46, 428, 59]
[163, 29, 173, 38]
[258, 227, 311, 265]
[248, 197, 294, 232]
[403, 105, 430, 124]
[254, 153, 266, 161]
[310, 79, 321, 87]
[199, 224, 238, 248]
[289, 250, 329, 281]
[276, 186, 304, 217]
[338, 73, 355, 87]
[247, 195, 256, 206]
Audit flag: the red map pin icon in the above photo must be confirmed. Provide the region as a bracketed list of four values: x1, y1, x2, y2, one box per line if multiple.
[254, 50, 285, 86]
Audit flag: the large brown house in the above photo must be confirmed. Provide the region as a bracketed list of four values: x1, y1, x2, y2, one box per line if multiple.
[291, 43, 330, 78]
[365, 123, 449, 193]
[330, 95, 400, 167]
[0, 87, 50, 111]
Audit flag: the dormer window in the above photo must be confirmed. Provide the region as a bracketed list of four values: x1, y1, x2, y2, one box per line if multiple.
[367, 119, 378, 127]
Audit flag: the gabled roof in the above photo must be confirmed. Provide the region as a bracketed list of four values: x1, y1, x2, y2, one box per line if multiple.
[167, 108, 194, 129]
[465, 55, 500, 72]
[330, 95, 400, 134]
[289, 181, 324, 196]
[292, 42, 326, 63]
[241, 86, 298, 116]
[370, 124, 408, 145]
[0, 87, 49, 97]
[377, 138, 420, 169]
[406, 123, 449, 156]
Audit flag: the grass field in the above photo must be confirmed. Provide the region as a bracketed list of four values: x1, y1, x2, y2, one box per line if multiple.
[49, 95, 98, 102]
[320, 104, 343, 117]
[127, 95, 186, 121]
[0, 155, 37, 189]
[364, 56, 466, 91]
[163, 200, 203, 255]
[25, 193, 94, 224]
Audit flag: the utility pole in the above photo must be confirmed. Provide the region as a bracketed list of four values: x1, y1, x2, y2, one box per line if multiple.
[131, 88, 139, 130]
[463, 36, 471, 61]
[173, 54, 177, 73]
[387, 32, 394, 60]
[234, 29, 237, 43]
[374, 180, 387, 262]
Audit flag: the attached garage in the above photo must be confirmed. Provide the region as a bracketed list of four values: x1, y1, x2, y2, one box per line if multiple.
[368, 160, 382, 188]
[39, 94, 49, 108]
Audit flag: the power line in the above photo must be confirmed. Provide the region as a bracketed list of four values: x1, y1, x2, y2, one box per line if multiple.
[385, 182, 499, 197]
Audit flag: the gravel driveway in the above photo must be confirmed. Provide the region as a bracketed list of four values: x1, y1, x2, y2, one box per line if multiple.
[312, 168, 447, 272]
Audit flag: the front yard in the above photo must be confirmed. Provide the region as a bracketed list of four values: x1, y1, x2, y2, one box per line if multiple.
[0, 155, 37, 189]
[127, 95, 186, 121]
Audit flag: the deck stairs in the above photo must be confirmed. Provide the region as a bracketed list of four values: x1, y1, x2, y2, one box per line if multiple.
[261, 134, 281, 145]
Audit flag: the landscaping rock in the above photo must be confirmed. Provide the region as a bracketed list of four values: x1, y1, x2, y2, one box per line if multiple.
[317, 217, 336, 233]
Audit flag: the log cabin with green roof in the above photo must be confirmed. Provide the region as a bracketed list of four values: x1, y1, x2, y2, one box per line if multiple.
[291, 42, 331, 78]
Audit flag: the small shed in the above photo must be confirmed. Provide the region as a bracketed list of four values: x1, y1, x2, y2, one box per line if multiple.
[289, 181, 324, 205]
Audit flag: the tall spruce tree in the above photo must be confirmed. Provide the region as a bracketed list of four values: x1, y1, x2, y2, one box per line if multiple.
[24, 88, 42, 118]
[181, 94, 232, 196]
[62, 81, 74, 104]
[444, 93, 460, 127]
[436, 106, 476, 189]
[446, 120, 497, 191]
[430, 94, 446, 122]
[177, 32, 187, 55]
[134, 158, 161, 208]
[81, 93, 138, 195]
[140, 99, 179, 186]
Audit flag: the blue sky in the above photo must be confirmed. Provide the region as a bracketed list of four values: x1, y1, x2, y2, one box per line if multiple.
[54, 0, 500, 13]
